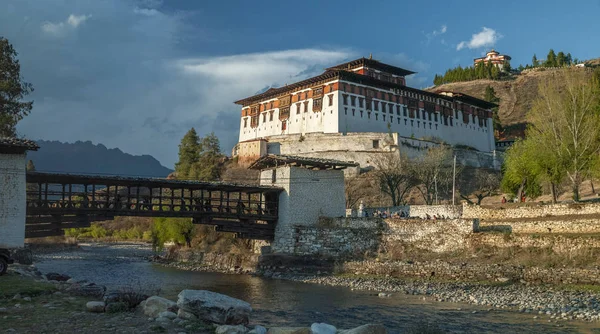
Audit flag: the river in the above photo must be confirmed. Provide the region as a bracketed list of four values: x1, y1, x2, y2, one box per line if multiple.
[33, 243, 597, 333]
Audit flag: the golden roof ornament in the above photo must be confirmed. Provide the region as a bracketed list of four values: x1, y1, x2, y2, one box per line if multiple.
[369, 53, 373, 60]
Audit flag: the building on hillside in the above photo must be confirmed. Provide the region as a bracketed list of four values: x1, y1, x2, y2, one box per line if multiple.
[473, 49, 511, 70]
[233, 56, 499, 169]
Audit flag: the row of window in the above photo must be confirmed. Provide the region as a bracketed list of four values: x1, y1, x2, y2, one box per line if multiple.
[339, 82, 447, 106]
[342, 94, 488, 127]
[342, 106, 488, 129]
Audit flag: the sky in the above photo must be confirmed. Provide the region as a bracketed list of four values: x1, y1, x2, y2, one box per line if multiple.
[3, 0, 600, 169]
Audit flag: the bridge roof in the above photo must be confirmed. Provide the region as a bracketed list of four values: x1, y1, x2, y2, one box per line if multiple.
[248, 154, 359, 170]
[0, 137, 39, 154]
[26, 172, 283, 193]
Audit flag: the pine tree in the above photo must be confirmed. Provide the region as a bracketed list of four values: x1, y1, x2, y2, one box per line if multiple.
[546, 49, 557, 67]
[532, 54, 539, 67]
[26, 159, 35, 171]
[491, 64, 500, 79]
[566, 53, 573, 66]
[0, 38, 34, 137]
[503, 60, 511, 73]
[196, 132, 223, 181]
[174, 128, 200, 179]
[557, 51, 566, 67]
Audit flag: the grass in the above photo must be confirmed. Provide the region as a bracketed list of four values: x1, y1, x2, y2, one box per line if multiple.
[0, 274, 57, 298]
[559, 284, 600, 293]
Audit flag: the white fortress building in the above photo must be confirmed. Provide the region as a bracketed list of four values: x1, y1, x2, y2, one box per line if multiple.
[233, 57, 499, 169]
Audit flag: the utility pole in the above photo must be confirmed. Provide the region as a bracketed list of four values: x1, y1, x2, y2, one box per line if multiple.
[452, 154, 457, 206]
[434, 174, 438, 205]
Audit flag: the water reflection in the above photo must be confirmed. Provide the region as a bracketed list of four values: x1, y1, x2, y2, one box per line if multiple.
[34, 244, 593, 333]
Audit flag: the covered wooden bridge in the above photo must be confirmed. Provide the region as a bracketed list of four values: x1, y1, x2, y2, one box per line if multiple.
[25, 172, 282, 240]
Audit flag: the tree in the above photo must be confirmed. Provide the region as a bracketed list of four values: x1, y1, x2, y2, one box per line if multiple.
[195, 132, 223, 181]
[545, 49, 557, 67]
[373, 153, 414, 206]
[345, 174, 371, 209]
[26, 159, 35, 171]
[151, 217, 195, 250]
[0, 37, 34, 137]
[566, 53, 573, 66]
[557, 51, 566, 67]
[459, 169, 501, 205]
[484, 86, 502, 135]
[175, 129, 224, 181]
[500, 139, 542, 201]
[412, 145, 453, 205]
[532, 54, 540, 67]
[526, 70, 600, 201]
[175, 128, 200, 179]
[503, 60, 512, 73]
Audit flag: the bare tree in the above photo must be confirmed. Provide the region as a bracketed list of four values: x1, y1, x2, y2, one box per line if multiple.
[527, 70, 600, 201]
[412, 145, 453, 205]
[372, 152, 414, 206]
[459, 168, 501, 205]
[345, 174, 370, 209]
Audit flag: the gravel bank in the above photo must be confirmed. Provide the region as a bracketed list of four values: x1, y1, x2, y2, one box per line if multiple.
[266, 274, 600, 323]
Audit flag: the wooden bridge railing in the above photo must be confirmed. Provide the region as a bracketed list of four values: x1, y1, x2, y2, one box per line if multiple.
[25, 172, 282, 240]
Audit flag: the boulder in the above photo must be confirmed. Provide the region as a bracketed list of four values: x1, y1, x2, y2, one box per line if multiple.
[215, 325, 249, 334]
[248, 325, 267, 334]
[177, 290, 252, 325]
[310, 323, 336, 334]
[158, 311, 177, 320]
[155, 316, 171, 323]
[266, 328, 311, 334]
[68, 283, 106, 298]
[143, 296, 177, 318]
[86, 301, 106, 313]
[177, 308, 198, 320]
[46, 272, 71, 282]
[340, 324, 387, 334]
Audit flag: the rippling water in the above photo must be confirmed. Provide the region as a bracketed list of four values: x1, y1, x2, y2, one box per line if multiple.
[34, 243, 597, 333]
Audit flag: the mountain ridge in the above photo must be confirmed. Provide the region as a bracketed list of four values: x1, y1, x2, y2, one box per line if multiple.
[27, 140, 173, 178]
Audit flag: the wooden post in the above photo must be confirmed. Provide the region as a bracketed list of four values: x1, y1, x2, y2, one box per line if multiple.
[158, 187, 162, 211]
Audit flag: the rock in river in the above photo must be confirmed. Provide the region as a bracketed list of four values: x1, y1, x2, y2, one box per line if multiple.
[311, 323, 336, 334]
[86, 301, 105, 313]
[177, 289, 252, 325]
[215, 325, 249, 334]
[340, 324, 387, 334]
[142, 296, 178, 318]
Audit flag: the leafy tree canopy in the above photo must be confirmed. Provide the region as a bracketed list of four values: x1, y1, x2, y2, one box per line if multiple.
[0, 37, 33, 137]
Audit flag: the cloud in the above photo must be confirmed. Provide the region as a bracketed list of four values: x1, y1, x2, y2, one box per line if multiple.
[456, 27, 502, 50]
[2, 0, 356, 168]
[423, 25, 447, 45]
[434, 25, 447, 36]
[41, 14, 91, 36]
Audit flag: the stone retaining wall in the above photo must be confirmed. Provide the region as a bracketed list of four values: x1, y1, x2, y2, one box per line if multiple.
[478, 217, 600, 234]
[168, 249, 260, 272]
[463, 202, 600, 220]
[290, 217, 476, 256]
[362, 205, 462, 219]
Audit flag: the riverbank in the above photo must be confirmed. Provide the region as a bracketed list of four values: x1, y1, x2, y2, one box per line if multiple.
[153, 248, 600, 324]
[24, 242, 600, 332]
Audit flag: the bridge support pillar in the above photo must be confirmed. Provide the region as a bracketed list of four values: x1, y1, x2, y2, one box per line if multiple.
[260, 166, 346, 254]
[0, 139, 38, 249]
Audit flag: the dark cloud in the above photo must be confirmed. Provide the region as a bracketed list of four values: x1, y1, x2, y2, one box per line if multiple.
[2, 1, 352, 166]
